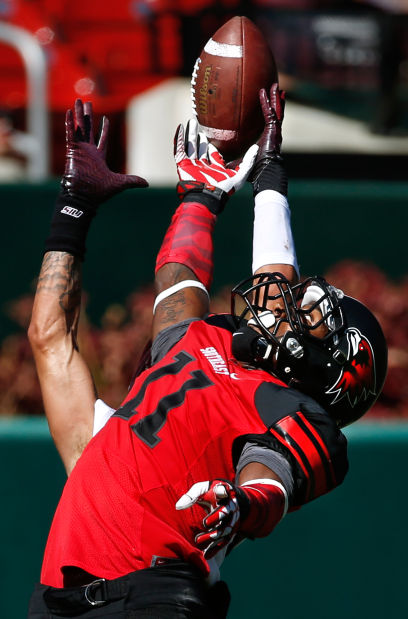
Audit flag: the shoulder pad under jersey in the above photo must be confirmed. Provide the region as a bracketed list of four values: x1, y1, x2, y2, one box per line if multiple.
[252, 381, 349, 506]
[204, 313, 236, 333]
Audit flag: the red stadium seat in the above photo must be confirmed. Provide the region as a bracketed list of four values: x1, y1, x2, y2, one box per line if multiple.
[54, 0, 140, 25]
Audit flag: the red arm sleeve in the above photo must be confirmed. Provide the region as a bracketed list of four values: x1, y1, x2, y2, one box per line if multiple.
[155, 202, 216, 289]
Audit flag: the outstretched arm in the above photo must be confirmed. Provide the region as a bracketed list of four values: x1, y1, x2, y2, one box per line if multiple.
[152, 119, 258, 339]
[28, 99, 148, 474]
[29, 252, 95, 474]
[250, 84, 298, 284]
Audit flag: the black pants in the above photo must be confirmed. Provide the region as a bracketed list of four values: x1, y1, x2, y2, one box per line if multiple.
[27, 562, 230, 618]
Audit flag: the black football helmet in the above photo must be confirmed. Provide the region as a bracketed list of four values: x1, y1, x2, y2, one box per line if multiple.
[231, 273, 388, 427]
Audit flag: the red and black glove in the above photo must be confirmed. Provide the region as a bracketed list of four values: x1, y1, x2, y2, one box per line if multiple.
[155, 120, 258, 288]
[251, 84, 288, 197]
[174, 119, 258, 214]
[45, 99, 148, 260]
[176, 478, 287, 559]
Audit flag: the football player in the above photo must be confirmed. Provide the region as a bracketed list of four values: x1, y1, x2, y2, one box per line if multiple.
[28, 87, 387, 618]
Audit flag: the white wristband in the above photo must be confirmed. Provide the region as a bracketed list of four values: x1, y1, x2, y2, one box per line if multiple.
[252, 190, 299, 276]
[153, 280, 209, 314]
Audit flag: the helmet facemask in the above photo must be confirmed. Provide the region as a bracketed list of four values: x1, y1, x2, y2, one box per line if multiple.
[231, 273, 387, 427]
[231, 273, 344, 377]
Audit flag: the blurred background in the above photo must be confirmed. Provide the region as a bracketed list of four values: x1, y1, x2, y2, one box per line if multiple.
[0, 1, 407, 618]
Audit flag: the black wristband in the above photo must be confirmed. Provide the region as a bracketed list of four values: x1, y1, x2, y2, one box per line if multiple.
[176, 181, 228, 215]
[44, 191, 97, 260]
[251, 157, 288, 197]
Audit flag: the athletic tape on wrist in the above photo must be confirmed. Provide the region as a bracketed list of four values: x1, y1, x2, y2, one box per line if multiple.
[153, 280, 209, 314]
[252, 190, 299, 276]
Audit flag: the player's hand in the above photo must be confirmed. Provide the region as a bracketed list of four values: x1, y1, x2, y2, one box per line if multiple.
[176, 479, 248, 559]
[250, 84, 287, 196]
[174, 118, 258, 197]
[62, 99, 148, 206]
[257, 83, 285, 161]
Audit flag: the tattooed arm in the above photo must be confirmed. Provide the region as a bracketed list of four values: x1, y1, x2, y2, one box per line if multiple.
[153, 263, 210, 339]
[28, 252, 95, 474]
[28, 100, 147, 473]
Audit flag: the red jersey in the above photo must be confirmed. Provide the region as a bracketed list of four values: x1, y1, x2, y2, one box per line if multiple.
[41, 316, 347, 587]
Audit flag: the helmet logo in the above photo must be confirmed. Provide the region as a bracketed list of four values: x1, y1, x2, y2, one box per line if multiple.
[326, 328, 376, 407]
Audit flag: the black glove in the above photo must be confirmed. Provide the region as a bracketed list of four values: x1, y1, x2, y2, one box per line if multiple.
[45, 99, 148, 259]
[250, 84, 288, 197]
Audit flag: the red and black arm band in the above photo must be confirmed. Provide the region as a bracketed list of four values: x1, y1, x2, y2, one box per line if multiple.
[245, 382, 348, 508]
[268, 411, 348, 507]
